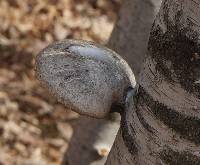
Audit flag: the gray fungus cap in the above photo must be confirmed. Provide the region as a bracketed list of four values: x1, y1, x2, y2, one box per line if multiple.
[36, 39, 136, 118]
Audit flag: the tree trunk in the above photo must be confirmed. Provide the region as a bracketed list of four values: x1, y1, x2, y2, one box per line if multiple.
[63, 115, 120, 165]
[106, 0, 200, 164]
[63, 0, 161, 164]
[108, 0, 161, 79]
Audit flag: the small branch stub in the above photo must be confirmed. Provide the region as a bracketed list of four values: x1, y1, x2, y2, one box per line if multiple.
[36, 39, 136, 118]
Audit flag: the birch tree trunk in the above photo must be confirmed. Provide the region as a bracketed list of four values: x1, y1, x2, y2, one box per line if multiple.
[106, 0, 200, 164]
[63, 0, 161, 164]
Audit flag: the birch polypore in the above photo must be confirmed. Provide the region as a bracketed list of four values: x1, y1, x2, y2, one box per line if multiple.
[36, 39, 136, 118]
[63, 0, 162, 163]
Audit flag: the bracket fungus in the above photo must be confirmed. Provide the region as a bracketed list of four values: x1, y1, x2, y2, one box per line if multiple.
[36, 39, 136, 118]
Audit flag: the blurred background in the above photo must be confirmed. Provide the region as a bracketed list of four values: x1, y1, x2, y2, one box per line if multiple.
[0, 0, 122, 164]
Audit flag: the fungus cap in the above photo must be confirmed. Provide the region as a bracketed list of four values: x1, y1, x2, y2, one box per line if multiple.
[36, 39, 136, 118]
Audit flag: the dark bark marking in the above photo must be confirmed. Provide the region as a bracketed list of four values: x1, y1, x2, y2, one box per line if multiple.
[121, 106, 139, 155]
[148, 3, 200, 98]
[137, 86, 200, 144]
[135, 107, 156, 134]
[160, 146, 200, 165]
[191, 0, 200, 7]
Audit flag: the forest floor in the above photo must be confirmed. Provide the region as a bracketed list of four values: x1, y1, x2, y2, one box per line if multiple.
[0, 0, 121, 164]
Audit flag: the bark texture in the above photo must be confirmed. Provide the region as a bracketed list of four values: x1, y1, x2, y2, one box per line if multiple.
[106, 0, 200, 164]
[64, 0, 162, 164]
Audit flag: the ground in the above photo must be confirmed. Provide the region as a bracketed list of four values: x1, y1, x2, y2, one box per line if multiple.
[0, 0, 121, 164]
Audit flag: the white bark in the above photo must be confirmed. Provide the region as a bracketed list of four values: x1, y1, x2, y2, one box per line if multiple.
[62, 116, 120, 165]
